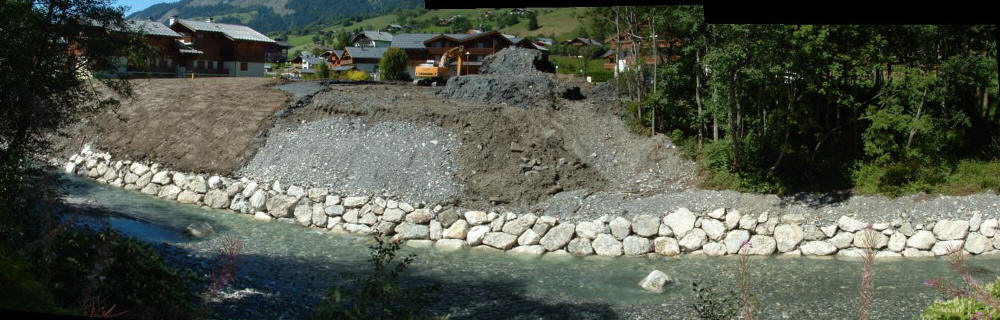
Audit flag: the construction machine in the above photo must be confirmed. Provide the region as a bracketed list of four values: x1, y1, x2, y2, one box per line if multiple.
[414, 46, 465, 86]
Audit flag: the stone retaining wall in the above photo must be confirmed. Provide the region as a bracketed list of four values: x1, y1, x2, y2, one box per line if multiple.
[56, 145, 1000, 259]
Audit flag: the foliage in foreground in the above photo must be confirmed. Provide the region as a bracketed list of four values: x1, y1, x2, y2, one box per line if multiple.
[689, 280, 739, 320]
[922, 250, 1000, 320]
[312, 234, 443, 320]
[44, 227, 203, 319]
[588, 6, 999, 195]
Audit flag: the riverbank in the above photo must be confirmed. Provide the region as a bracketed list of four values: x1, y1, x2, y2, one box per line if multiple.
[59, 171, 1000, 319]
[51, 145, 1000, 261]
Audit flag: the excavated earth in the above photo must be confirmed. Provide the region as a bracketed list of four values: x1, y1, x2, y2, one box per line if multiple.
[49, 77, 289, 175]
[239, 82, 695, 209]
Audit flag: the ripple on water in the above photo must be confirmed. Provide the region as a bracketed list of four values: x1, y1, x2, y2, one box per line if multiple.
[61, 173, 1000, 319]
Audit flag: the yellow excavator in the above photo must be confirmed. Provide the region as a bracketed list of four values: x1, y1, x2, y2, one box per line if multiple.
[414, 46, 465, 86]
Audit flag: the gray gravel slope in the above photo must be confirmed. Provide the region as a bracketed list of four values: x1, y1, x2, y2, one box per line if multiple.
[238, 117, 462, 204]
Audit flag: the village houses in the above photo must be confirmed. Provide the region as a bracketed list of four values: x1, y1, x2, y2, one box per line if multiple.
[119, 16, 278, 77]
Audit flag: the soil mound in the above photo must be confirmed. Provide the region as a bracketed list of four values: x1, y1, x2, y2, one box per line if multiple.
[437, 48, 580, 109]
[479, 47, 555, 74]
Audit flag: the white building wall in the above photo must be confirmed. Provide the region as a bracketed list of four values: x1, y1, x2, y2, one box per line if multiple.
[223, 61, 266, 77]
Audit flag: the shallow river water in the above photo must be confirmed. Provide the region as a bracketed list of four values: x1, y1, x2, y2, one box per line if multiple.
[61, 173, 998, 319]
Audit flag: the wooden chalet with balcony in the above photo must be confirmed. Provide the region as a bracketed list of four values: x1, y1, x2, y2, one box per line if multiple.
[389, 31, 514, 78]
[168, 16, 276, 77]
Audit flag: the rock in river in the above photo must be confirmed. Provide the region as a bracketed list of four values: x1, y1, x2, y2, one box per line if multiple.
[638, 270, 673, 293]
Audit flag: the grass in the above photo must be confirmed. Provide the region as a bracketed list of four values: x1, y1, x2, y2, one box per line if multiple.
[853, 159, 1000, 196]
[550, 55, 613, 82]
[284, 8, 588, 55]
[500, 8, 586, 40]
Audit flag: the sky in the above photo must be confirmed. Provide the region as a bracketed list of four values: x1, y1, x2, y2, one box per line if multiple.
[115, 0, 179, 16]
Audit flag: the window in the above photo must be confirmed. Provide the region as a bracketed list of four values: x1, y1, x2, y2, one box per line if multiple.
[197, 60, 205, 69]
[476, 42, 485, 48]
[240, 62, 248, 71]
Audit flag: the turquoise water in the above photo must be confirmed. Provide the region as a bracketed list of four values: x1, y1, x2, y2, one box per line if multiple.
[61, 173, 1000, 319]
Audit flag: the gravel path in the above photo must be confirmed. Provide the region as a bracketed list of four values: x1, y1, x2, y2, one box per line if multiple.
[530, 188, 1000, 226]
[238, 117, 462, 204]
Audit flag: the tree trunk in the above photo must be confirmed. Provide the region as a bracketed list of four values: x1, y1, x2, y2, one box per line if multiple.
[695, 47, 704, 150]
[729, 70, 742, 169]
[906, 87, 928, 149]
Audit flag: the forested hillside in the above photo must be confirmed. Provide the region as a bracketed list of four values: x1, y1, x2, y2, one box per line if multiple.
[584, 6, 999, 195]
[127, 0, 422, 32]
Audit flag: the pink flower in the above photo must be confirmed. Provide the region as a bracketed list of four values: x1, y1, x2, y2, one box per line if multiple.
[924, 279, 939, 287]
[864, 223, 874, 231]
[741, 239, 753, 249]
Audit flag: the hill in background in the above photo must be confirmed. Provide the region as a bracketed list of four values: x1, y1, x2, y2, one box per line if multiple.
[127, 0, 423, 33]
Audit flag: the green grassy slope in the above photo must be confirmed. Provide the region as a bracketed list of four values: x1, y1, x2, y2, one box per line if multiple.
[282, 7, 587, 54]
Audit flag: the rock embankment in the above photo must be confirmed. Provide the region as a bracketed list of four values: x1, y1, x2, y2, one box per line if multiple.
[57, 145, 1000, 259]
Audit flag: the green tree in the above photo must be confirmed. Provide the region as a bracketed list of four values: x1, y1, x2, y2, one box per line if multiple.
[379, 47, 410, 81]
[0, 0, 149, 242]
[528, 12, 539, 31]
[316, 61, 330, 79]
[449, 16, 472, 33]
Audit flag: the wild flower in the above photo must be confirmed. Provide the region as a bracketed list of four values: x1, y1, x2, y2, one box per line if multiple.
[204, 235, 245, 304]
[858, 224, 878, 320]
[924, 248, 1000, 312]
[737, 237, 755, 320]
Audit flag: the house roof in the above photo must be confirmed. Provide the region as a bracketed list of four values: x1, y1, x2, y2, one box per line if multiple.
[303, 57, 326, 66]
[345, 46, 387, 59]
[332, 65, 355, 71]
[127, 19, 181, 38]
[391, 32, 512, 49]
[177, 41, 203, 55]
[173, 18, 275, 43]
[353, 31, 394, 43]
[390, 33, 439, 49]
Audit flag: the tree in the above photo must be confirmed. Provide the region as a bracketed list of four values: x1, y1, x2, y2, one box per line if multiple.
[528, 12, 539, 31]
[316, 61, 330, 79]
[449, 16, 472, 33]
[1, 0, 148, 242]
[379, 47, 410, 81]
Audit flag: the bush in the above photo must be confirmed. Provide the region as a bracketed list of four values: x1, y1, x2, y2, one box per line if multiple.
[689, 280, 739, 320]
[312, 234, 442, 320]
[46, 228, 202, 320]
[379, 47, 410, 81]
[344, 70, 370, 81]
[921, 276, 1000, 320]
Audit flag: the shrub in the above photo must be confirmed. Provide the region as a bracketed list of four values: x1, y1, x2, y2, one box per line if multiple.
[345, 70, 370, 81]
[379, 47, 410, 81]
[47, 228, 202, 320]
[312, 233, 442, 320]
[922, 250, 1000, 320]
[689, 280, 739, 320]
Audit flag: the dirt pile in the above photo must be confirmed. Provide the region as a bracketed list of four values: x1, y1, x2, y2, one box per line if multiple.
[48, 78, 288, 174]
[478, 47, 555, 74]
[436, 47, 581, 109]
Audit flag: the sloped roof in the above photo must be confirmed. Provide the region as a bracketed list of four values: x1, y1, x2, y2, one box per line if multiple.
[128, 19, 181, 38]
[303, 57, 326, 66]
[353, 31, 394, 43]
[390, 33, 439, 49]
[345, 46, 387, 59]
[173, 18, 275, 43]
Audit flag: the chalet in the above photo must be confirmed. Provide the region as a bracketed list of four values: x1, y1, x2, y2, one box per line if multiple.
[389, 31, 515, 78]
[603, 33, 683, 70]
[561, 37, 601, 47]
[350, 31, 393, 48]
[266, 40, 292, 63]
[385, 24, 405, 32]
[342, 46, 386, 74]
[120, 19, 190, 76]
[168, 16, 276, 77]
[325, 49, 345, 66]
[301, 56, 327, 70]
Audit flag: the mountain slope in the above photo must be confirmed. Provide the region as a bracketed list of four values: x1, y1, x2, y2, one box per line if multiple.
[127, 0, 422, 33]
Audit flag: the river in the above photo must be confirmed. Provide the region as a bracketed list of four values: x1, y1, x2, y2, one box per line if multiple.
[60, 173, 998, 319]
